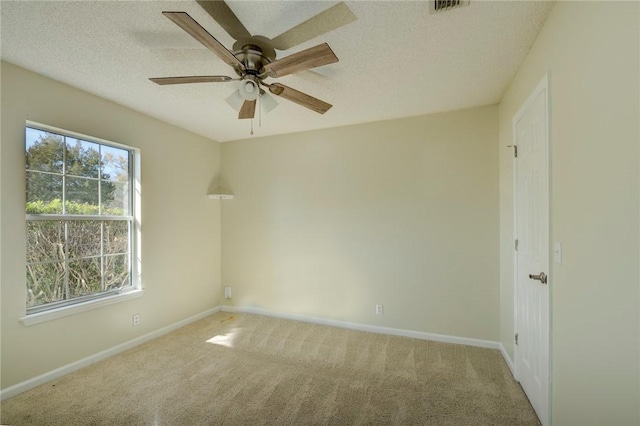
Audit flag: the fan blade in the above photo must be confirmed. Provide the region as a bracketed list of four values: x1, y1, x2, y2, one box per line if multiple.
[239, 100, 256, 119]
[196, 1, 251, 41]
[162, 12, 243, 69]
[268, 83, 332, 114]
[149, 76, 234, 85]
[262, 43, 338, 78]
[270, 2, 356, 51]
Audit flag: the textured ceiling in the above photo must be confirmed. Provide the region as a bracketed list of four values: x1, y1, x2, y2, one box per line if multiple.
[0, 1, 554, 142]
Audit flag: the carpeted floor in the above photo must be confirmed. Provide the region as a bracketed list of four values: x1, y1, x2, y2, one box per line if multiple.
[1, 312, 541, 425]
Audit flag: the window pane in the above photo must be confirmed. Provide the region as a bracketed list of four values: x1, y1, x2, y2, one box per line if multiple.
[27, 221, 65, 264]
[104, 221, 129, 255]
[26, 262, 65, 307]
[65, 177, 99, 213]
[104, 254, 129, 290]
[102, 181, 129, 215]
[67, 221, 101, 259]
[26, 171, 63, 213]
[26, 129, 64, 174]
[101, 145, 129, 183]
[68, 257, 102, 297]
[66, 139, 100, 178]
[25, 125, 135, 313]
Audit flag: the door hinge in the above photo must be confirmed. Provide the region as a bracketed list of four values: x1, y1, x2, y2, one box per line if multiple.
[515, 239, 519, 251]
[515, 333, 519, 346]
[508, 145, 518, 158]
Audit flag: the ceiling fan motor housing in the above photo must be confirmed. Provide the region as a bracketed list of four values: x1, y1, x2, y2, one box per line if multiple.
[234, 44, 271, 77]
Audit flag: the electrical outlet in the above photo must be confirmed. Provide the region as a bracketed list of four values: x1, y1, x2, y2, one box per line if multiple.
[375, 304, 384, 315]
[132, 314, 140, 326]
[224, 286, 232, 299]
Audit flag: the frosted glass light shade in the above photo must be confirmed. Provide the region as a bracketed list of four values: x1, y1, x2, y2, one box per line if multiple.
[225, 91, 244, 111]
[260, 92, 279, 114]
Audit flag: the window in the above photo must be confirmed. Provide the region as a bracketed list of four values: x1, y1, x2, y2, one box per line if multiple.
[25, 124, 138, 315]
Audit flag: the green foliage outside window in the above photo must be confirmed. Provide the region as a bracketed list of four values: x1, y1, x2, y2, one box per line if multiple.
[26, 133, 118, 207]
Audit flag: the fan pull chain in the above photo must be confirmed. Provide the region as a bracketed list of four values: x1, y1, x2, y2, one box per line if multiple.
[250, 118, 254, 135]
[259, 92, 263, 128]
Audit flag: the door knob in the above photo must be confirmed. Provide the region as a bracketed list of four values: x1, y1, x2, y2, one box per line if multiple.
[529, 272, 547, 284]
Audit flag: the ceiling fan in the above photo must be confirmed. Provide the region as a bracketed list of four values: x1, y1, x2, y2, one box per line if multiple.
[149, 1, 356, 120]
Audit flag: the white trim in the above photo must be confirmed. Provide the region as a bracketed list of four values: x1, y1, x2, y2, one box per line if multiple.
[21, 289, 144, 326]
[499, 343, 515, 376]
[2, 307, 220, 401]
[221, 305, 501, 350]
[512, 105, 520, 383]
[24, 121, 144, 320]
[26, 120, 135, 151]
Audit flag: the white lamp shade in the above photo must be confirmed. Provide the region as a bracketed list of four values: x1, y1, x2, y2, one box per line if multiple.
[260, 91, 279, 114]
[225, 90, 244, 111]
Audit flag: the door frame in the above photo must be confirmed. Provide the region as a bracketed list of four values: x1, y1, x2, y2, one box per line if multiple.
[512, 73, 551, 425]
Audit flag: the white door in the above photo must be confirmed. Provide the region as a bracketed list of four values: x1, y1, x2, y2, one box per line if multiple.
[514, 75, 550, 425]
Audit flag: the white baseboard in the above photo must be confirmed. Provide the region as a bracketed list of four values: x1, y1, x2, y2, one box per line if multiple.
[0, 307, 220, 401]
[221, 305, 502, 350]
[499, 343, 515, 376]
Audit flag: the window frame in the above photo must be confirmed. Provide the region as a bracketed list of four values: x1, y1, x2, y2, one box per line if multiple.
[22, 121, 142, 325]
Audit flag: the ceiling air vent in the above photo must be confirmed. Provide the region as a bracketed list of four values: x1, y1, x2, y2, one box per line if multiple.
[431, 0, 470, 13]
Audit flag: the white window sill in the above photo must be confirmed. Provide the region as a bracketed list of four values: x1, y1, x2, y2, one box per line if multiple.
[20, 289, 144, 326]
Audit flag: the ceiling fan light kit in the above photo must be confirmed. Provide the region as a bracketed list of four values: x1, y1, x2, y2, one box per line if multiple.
[226, 88, 279, 116]
[149, 1, 356, 129]
[238, 79, 258, 101]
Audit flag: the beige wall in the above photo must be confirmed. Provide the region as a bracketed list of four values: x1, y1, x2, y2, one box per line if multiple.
[0, 62, 222, 389]
[221, 106, 499, 341]
[499, 2, 640, 425]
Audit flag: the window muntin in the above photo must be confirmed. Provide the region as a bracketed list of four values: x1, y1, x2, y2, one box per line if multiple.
[25, 125, 135, 314]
